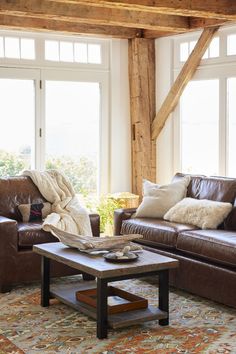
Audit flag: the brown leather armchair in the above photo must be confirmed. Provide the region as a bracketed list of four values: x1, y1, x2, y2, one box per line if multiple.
[0, 176, 100, 292]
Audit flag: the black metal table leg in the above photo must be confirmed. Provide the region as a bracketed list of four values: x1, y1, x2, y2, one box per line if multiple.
[41, 256, 50, 307]
[158, 269, 169, 326]
[97, 278, 108, 339]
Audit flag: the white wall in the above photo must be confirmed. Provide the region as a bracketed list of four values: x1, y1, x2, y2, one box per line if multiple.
[155, 37, 174, 184]
[110, 39, 131, 193]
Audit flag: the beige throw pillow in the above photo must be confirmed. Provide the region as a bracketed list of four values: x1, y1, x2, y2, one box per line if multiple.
[134, 176, 190, 218]
[164, 197, 233, 229]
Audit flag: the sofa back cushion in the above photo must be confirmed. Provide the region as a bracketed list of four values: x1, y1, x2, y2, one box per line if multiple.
[0, 176, 45, 221]
[198, 177, 236, 204]
[173, 173, 236, 231]
[173, 173, 236, 204]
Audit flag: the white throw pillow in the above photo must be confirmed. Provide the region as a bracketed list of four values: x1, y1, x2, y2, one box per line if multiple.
[164, 197, 233, 229]
[134, 176, 190, 218]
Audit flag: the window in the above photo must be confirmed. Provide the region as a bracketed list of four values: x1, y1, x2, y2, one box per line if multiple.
[180, 80, 219, 175]
[227, 78, 236, 177]
[0, 35, 35, 60]
[45, 40, 102, 64]
[45, 80, 100, 195]
[0, 75, 36, 176]
[0, 31, 109, 195]
[0, 32, 106, 68]
[227, 34, 236, 55]
[179, 37, 219, 62]
[170, 27, 236, 179]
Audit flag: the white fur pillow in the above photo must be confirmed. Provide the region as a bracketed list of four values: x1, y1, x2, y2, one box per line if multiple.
[134, 176, 190, 218]
[164, 197, 233, 229]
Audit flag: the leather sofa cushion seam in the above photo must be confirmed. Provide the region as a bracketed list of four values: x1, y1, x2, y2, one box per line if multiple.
[175, 245, 236, 268]
[178, 233, 236, 249]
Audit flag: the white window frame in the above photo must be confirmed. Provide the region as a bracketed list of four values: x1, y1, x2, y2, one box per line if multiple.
[0, 67, 41, 170]
[173, 25, 236, 178]
[0, 30, 110, 70]
[0, 30, 110, 194]
[40, 69, 109, 194]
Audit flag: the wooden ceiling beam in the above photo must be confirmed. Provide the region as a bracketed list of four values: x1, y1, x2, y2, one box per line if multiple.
[51, 0, 236, 20]
[190, 17, 229, 29]
[152, 26, 219, 140]
[0, 14, 141, 38]
[144, 18, 226, 38]
[0, 1, 190, 33]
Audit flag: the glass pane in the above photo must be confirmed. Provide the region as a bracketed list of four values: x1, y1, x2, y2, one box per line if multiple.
[45, 81, 100, 195]
[59, 41, 73, 62]
[209, 37, 219, 58]
[0, 79, 35, 176]
[227, 34, 236, 55]
[74, 43, 87, 63]
[45, 40, 59, 61]
[180, 42, 189, 62]
[88, 44, 101, 64]
[189, 40, 197, 53]
[0, 37, 4, 57]
[202, 49, 209, 59]
[180, 80, 219, 175]
[227, 78, 236, 177]
[5, 37, 20, 59]
[20, 38, 35, 60]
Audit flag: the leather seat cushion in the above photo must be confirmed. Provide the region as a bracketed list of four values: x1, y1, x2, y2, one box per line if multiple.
[18, 222, 58, 248]
[121, 218, 197, 249]
[177, 229, 236, 267]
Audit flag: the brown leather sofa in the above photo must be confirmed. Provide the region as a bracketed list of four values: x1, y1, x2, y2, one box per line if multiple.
[114, 173, 236, 308]
[0, 176, 100, 292]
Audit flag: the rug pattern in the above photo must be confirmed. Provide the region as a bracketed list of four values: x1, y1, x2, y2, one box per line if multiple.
[0, 276, 236, 353]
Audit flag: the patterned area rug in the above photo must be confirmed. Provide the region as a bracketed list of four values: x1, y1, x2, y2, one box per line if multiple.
[0, 276, 236, 354]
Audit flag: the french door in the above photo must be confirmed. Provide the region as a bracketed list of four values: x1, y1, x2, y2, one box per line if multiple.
[174, 65, 236, 178]
[0, 67, 40, 174]
[0, 68, 109, 194]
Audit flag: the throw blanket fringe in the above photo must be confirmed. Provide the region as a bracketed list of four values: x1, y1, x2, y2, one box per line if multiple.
[23, 169, 92, 237]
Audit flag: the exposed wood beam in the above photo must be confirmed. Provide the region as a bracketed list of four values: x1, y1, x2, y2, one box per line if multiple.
[51, 0, 236, 20]
[190, 17, 229, 29]
[152, 26, 219, 140]
[0, 1, 189, 33]
[0, 14, 141, 38]
[144, 18, 226, 38]
[129, 38, 156, 197]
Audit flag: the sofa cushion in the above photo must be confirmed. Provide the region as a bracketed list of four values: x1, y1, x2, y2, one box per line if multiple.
[134, 176, 190, 218]
[198, 177, 236, 203]
[0, 176, 46, 221]
[177, 229, 236, 267]
[224, 207, 236, 231]
[172, 173, 204, 199]
[173, 173, 236, 204]
[18, 202, 52, 222]
[18, 222, 57, 248]
[164, 198, 232, 229]
[121, 218, 197, 249]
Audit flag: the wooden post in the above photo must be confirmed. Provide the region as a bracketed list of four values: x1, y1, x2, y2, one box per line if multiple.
[128, 38, 156, 198]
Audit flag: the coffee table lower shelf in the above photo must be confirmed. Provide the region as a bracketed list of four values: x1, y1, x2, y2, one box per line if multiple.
[50, 282, 167, 329]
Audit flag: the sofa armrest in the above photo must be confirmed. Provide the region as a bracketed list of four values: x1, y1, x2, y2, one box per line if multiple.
[114, 208, 137, 235]
[0, 216, 18, 241]
[0, 216, 18, 285]
[89, 213, 100, 237]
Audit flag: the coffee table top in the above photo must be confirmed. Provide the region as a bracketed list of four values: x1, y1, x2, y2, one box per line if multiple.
[34, 242, 179, 279]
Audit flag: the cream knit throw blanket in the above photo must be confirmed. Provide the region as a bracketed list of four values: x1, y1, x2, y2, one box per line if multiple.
[23, 169, 92, 237]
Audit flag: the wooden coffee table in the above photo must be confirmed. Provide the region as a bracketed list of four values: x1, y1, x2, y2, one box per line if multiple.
[33, 242, 179, 339]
